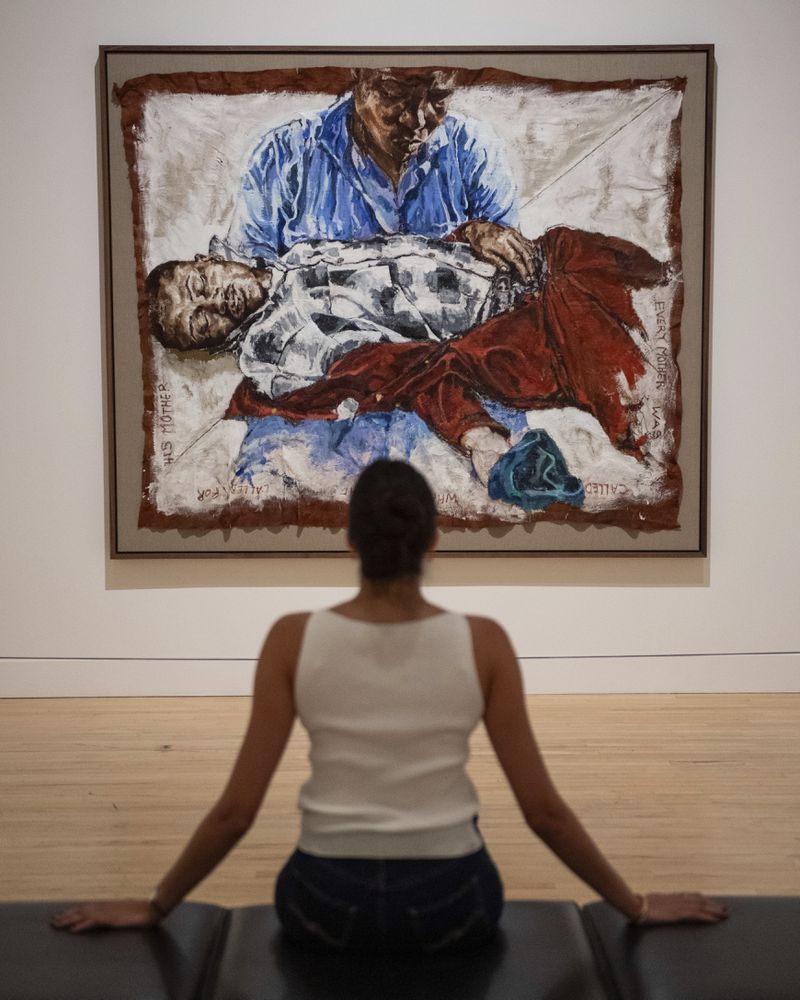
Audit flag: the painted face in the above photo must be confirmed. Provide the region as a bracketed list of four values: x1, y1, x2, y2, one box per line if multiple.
[154, 257, 272, 350]
[353, 69, 455, 170]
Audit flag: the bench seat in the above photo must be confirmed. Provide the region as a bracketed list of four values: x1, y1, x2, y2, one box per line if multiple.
[2, 897, 798, 1000]
[206, 901, 608, 1000]
[583, 896, 800, 1000]
[0, 900, 227, 1000]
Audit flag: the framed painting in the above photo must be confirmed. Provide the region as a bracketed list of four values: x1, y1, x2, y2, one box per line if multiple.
[100, 45, 713, 556]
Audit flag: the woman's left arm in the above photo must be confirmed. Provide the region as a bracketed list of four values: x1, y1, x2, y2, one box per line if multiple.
[51, 614, 306, 933]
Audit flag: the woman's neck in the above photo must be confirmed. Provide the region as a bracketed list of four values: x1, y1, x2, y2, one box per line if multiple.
[333, 575, 442, 622]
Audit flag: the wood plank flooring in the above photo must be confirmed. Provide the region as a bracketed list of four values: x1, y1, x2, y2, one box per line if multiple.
[1, 695, 797, 905]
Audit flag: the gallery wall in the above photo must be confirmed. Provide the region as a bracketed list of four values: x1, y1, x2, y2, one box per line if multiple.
[1, 0, 798, 696]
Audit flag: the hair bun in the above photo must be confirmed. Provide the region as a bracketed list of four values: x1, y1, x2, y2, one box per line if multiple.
[380, 493, 421, 537]
[349, 460, 437, 579]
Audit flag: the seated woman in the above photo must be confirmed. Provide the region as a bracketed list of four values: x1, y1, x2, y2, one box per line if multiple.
[52, 461, 727, 950]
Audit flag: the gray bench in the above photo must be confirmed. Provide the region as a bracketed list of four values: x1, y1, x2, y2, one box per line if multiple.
[207, 902, 607, 1000]
[1, 897, 797, 1000]
[583, 896, 800, 1000]
[0, 900, 225, 1000]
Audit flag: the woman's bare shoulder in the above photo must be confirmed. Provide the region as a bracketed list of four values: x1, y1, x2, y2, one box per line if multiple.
[259, 612, 312, 666]
[270, 611, 313, 634]
[466, 615, 516, 701]
[467, 614, 512, 648]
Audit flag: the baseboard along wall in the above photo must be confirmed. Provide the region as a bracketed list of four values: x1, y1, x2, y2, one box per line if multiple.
[0, 652, 797, 697]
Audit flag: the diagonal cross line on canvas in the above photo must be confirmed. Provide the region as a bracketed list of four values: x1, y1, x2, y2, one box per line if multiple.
[168, 417, 226, 468]
[519, 90, 674, 211]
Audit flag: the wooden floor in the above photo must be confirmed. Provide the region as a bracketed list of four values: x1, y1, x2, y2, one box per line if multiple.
[1, 695, 798, 905]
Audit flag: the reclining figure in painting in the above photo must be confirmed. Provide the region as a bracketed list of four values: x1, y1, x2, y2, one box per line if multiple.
[146, 228, 667, 503]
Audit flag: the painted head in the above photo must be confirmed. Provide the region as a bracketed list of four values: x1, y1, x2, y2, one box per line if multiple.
[146, 256, 272, 351]
[348, 460, 438, 580]
[351, 67, 456, 172]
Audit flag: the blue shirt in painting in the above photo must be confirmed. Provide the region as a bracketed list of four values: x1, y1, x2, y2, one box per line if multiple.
[226, 95, 519, 260]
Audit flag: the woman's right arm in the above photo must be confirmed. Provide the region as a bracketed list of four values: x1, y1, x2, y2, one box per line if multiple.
[471, 616, 728, 925]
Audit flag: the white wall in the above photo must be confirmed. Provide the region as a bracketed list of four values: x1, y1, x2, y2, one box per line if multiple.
[1, 0, 798, 695]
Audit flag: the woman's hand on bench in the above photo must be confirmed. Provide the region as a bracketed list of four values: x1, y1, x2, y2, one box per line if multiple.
[50, 899, 158, 933]
[637, 892, 730, 925]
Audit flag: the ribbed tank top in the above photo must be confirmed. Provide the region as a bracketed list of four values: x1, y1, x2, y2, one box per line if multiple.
[294, 609, 485, 858]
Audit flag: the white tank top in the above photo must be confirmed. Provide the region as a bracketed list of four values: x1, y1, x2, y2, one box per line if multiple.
[294, 609, 485, 858]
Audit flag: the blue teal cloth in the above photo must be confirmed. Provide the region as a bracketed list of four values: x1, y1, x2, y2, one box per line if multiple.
[488, 430, 585, 511]
[226, 95, 518, 259]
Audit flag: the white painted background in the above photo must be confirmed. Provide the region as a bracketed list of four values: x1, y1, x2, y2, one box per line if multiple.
[1, 0, 798, 695]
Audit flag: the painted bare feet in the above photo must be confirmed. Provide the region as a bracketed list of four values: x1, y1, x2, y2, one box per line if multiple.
[461, 427, 510, 486]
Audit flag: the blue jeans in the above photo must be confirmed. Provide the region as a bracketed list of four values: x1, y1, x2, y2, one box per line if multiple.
[275, 846, 504, 955]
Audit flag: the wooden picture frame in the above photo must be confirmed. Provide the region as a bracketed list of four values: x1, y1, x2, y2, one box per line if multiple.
[100, 45, 713, 557]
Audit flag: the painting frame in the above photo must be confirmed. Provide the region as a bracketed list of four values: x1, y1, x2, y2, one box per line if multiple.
[100, 44, 713, 558]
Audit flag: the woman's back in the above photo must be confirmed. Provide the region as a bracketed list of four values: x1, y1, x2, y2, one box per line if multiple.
[295, 609, 484, 858]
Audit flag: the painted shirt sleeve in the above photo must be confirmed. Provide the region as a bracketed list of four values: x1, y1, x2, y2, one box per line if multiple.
[451, 116, 519, 228]
[226, 120, 308, 260]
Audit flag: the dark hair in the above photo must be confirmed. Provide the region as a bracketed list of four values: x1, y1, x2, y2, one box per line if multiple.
[348, 460, 437, 580]
[145, 261, 183, 349]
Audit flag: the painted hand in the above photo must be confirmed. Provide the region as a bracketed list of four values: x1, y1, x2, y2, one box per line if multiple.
[50, 899, 159, 933]
[638, 892, 730, 925]
[458, 221, 538, 282]
[461, 426, 510, 486]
